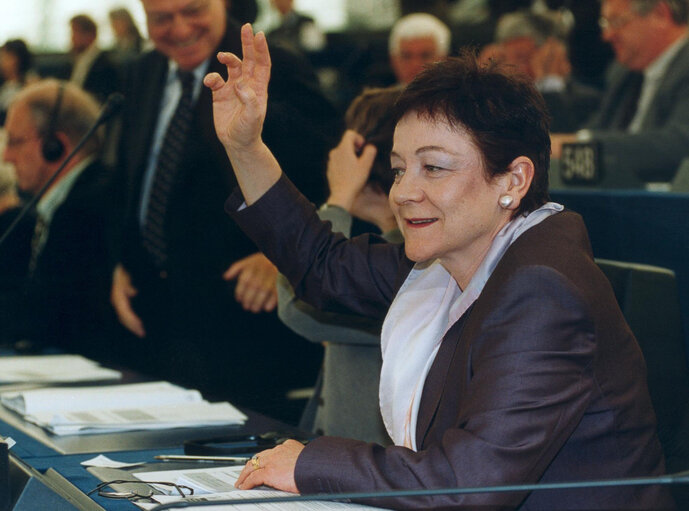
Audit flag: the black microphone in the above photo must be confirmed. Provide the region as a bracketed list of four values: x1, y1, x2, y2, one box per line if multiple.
[148, 471, 689, 509]
[0, 92, 125, 249]
[97, 92, 125, 125]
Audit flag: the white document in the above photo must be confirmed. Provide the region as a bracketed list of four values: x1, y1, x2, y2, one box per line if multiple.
[30, 401, 247, 436]
[80, 455, 145, 468]
[1, 380, 247, 436]
[0, 354, 121, 384]
[133, 466, 385, 510]
[135, 465, 244, 494]
[138, 492, 386, 510]
[1, 381, 202, 415]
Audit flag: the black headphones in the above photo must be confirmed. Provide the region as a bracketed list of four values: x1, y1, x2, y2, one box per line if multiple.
[41, 81, 66, 162]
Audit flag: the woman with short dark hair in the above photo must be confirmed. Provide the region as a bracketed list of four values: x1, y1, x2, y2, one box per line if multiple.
[204, 25, 673, 510]
[0, 39, 35, 124]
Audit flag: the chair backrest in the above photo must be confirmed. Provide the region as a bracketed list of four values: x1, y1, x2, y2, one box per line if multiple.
[671, 157, 689, 192]
[596, 258, 689, 507]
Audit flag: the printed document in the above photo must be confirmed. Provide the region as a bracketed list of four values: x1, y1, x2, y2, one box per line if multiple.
[133, 466, 385, 510]
[1, 381, 201, 415]
[0, 381, 247, 435]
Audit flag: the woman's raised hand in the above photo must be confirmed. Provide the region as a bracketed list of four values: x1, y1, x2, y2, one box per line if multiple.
[204, 23, 271, 152]
[204, 23, 281, 204]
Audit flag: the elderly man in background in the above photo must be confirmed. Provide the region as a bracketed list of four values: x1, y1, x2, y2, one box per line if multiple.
[2, 80, 117, 354]
[388, 12, 452, 85]
[110, 0, 339, 414]
[479, 10, 601, 132]
[551, 0, 689, 183]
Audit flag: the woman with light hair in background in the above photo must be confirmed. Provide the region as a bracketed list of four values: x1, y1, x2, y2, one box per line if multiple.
[108, 7, 144, 63]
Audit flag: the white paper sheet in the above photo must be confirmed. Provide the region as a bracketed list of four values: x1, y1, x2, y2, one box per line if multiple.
[0, 354, 121, 384]
[137, 492, 386, 510]
[27, 401, 247, 436]
[1, 381, 201, 415]
[136, 465, 244, 494]
[80, 454, 145, 468]
[133, 466, 385, 510]
[1, 380, 246, 436]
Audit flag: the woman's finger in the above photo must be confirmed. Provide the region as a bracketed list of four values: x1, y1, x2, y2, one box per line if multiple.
[241, 23, 256, 79]
[203, 72, 225, 91]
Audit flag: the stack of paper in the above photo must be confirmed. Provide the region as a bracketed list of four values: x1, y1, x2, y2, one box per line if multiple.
[0, 354, 121, 384]
[133, 465, 386, 510]
[0, 381, 247, 435]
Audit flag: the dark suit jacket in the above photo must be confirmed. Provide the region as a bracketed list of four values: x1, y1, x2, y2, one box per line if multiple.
[228, 175, 674, 511]
[14, 159, 117, 354]
[79, 50, 120, 104]
[267, 10, 318, 55]
[0, 205, 33, 343]
[542, 79, 601, 133]
[113, 15, 337, 405]
[117, 15, 338, 284]
[584, 38, 689, 182]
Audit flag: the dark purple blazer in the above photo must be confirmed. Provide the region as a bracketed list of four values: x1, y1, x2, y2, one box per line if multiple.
[228, 175, 674, 511]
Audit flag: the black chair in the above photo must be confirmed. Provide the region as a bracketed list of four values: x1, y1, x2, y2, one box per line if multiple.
[671, 158, 689, 192]
[596, 258, 689, 507]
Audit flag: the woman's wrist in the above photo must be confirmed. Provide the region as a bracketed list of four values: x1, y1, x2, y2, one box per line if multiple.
[228, 140, 283, 205]
[325, 194, 354, 212]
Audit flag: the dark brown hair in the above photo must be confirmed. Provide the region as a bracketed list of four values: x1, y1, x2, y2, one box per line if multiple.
[345, 85, 403, 194]
[70, 14, 98, 36]
[393, 49, 551, 216]
[1, 39, 33, 80]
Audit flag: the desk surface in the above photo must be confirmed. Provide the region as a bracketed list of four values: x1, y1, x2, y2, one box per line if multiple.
[0, 358, 308, 510]
[3, 404, 305, 510]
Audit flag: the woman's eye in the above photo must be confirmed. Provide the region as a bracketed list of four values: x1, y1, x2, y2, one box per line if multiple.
[424, 165, 443, 172]
[392, 167, 405, 179]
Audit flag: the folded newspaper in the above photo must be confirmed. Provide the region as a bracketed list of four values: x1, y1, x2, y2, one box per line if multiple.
[0, 381, 247, 435]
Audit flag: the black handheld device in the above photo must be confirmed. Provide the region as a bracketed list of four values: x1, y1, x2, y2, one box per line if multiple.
[183, 431, 312, 456]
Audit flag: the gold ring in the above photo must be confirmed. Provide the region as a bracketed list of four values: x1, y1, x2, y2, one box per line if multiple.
[250, 455, 260, 470]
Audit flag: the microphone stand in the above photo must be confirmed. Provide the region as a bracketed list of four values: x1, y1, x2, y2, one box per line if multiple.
[0, 93, 124, 250]
[149, 470, 689, 509]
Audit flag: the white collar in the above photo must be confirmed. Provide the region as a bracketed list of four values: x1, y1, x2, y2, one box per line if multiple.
[379, 202, 564, 450]
[644, 33, 687, 83]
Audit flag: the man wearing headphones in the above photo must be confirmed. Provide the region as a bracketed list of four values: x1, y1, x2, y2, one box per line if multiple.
[2, 79, 118, 354]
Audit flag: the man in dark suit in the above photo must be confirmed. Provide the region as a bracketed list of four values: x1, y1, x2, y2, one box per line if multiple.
[478, 10, 602, 133]
[2, 80, 117, 355]
[110, 0, 338, 412]
[69, 14, 119, 104]
[551, 0, 689, 183]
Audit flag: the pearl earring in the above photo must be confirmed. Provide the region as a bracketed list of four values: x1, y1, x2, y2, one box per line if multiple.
[499, 195, 513, 208]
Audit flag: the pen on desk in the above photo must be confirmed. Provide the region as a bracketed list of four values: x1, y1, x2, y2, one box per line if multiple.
[154, 454, 251, 463]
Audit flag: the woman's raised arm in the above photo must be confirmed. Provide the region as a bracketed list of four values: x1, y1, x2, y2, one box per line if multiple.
[204, 23, 282, 205]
